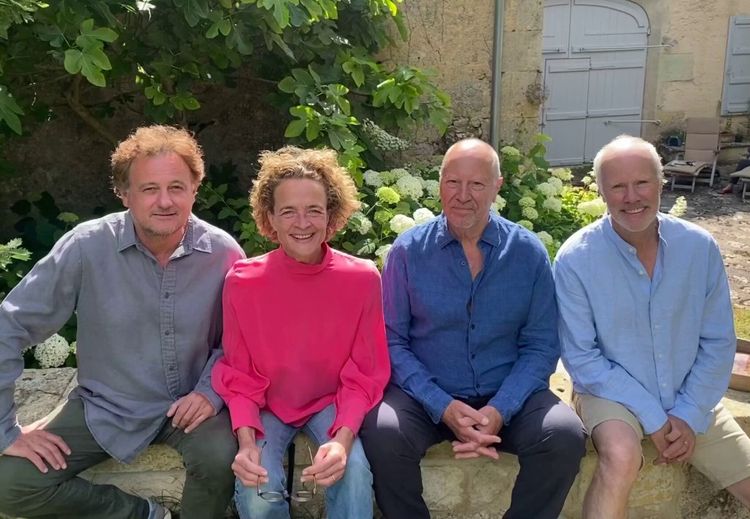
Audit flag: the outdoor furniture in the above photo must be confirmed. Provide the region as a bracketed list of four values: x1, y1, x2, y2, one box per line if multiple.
[730, 166, 750, 202]
[663, 117, 721, 192]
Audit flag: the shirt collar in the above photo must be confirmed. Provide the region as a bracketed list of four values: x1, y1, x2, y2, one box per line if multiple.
[436, 212, 502, 249]
[602, 213, 668, 255]
[117, 212, 211, 254]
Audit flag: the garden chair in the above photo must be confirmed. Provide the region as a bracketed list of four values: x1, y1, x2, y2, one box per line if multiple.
[730, 166, 750, 202]
[663, 117, 721, 192]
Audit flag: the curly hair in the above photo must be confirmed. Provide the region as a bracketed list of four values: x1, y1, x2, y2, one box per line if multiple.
[250, 146, 360, 241]
[110, 125, 204, 194]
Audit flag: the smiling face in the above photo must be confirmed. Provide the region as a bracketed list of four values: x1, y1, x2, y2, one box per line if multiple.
[439, 140, 503, 239]
[598, 144, 662, 243]
[268, 178, 329, 264]
[119, 152, 197, 249]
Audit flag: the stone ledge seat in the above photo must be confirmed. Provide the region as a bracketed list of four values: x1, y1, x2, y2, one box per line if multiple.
[8, 368, 750, 519]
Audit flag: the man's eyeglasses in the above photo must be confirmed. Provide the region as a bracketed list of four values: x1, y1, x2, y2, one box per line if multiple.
[257, 442, 317, 503]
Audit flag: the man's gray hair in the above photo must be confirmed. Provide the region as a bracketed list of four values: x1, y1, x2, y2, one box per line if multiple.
[439, 138, 502, 179]
[592, 134, 662, 189]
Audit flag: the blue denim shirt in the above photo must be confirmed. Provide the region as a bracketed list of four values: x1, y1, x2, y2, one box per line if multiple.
[554, 214, 735, 434]
[382, 213, 559, 425]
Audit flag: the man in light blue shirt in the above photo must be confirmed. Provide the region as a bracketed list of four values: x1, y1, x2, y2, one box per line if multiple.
[555, 134, 750, 519]
[361, 139, 585, 519]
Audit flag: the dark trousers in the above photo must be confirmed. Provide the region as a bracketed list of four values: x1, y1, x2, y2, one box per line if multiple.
[360, 385, 586, 519]
[0, 398, 237, 519]
[730, 158, 750, 185]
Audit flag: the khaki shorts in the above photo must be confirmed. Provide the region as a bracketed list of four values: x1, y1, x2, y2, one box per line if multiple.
[574, 393, 750, 488]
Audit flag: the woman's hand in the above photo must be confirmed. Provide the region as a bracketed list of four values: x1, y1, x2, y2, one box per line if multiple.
[301, 427, 354, 487]
[232, 427, 268, 487]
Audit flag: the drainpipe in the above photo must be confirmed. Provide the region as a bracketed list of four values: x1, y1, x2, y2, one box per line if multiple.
[489, 0, 506, 152]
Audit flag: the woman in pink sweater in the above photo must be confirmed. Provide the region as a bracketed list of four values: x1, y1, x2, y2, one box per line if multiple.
[212, 147, 390, 519]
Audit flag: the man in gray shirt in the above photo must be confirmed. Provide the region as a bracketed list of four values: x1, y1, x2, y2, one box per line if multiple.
[0, 125, 245, 519]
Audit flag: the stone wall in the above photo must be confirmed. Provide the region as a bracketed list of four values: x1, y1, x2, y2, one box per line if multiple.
[10, 368, 750, 519]
[380, 0, 544, 155]
[632, 0, 750, 142]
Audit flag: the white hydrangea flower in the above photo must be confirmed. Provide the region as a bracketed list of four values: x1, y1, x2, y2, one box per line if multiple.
[491, 195, 507, 213]
[536, 182, 557, 197]
[536, 231, 554, 245]
[517, 219, 534, 231]
[375, 244, 392, 261]
[581, 175, 593, 186]
[500, 145, 521, 158]
[34, 334, 70, 369]
[351, 212, 373, 234]
[391, 168, 410, 180]
[588, 182, 599, 193]
[518, 196, 536, 208]
[577, 198, 607, 217]
[413, 207, 435, 225]
[668, 196, 687, 217]
[522, 206, 539, 220]
[396, 175, 424, 199]
[379, 170, 396, 185]
[424, 179, 440, 198]
[361, 119, 409, 151]
[363, 169, 383, 188]
[512, 178, 522, 187]
[389, 214, 416, 234]
[550, 168, 573, 181]
[547, 176, 564, 194]
[542, 197, 562, 212]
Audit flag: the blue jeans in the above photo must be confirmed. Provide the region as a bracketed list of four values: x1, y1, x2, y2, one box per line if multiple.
[234, 404, 373, 519]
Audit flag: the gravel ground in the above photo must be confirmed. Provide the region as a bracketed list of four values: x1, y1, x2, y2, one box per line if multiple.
[660, 168, 749, 308]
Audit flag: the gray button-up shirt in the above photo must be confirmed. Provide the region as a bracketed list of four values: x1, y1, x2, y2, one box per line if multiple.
[0, 211, 244, 462]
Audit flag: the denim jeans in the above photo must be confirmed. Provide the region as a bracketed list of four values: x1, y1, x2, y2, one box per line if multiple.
[234, 404, 373, 519]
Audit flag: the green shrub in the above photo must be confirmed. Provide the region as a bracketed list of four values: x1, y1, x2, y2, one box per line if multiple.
[196, 135, 605, 263]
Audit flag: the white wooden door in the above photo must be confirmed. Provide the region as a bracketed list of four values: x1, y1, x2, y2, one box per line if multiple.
[542, 0, 649, 165]
[722, 16, 750, 115]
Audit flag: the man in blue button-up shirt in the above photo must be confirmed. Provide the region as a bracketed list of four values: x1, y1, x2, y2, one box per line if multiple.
[555, 135, 750, 519]
[0, 126, 244, 519]
[360, 139, 585, 519]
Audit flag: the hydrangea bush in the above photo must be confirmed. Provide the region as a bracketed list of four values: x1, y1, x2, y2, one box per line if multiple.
[24, 333, 76, 369]
[197, 134, 611, 264]
[330, 135, 603, 262]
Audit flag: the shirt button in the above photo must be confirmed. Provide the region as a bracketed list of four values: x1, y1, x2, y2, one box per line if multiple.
[165, 330, 171, 336]
[460, 261, 467, 266]
[471, 353, 476, 359]
[169, 365, 176, 371]
[164, 292, 170, 299]
[661, 383, 667, 388]
[639, 271, 645, 276]
[471, 324, 476, 330]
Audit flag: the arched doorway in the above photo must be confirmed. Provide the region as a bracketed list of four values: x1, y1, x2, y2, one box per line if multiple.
[542, 0, 650, 165]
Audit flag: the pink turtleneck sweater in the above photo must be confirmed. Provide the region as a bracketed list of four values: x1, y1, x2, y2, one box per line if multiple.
[212, 244, 390, 438]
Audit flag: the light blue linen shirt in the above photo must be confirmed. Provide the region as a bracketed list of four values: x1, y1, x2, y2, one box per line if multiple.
[554, 214, 735, 435]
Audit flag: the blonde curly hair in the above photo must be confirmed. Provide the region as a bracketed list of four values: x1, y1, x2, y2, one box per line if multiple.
[110, 125, 204, 195]
[251, 146, 360, 241]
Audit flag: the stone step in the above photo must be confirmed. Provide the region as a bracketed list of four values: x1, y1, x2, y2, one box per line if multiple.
[7, 368, 750, 518]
